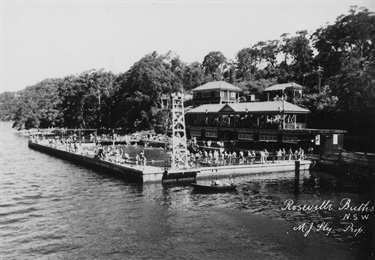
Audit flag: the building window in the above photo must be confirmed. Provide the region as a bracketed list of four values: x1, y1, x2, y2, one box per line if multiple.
[333, 134, 338, 145]
[282, 133, 298, 143]
[205, 131, 217, 138]
[230, 92, 236, 98]
[190, 130, 201, 137]
[259, 133, 277, 142]
[238, 132, 254, 140]
[215, 91, 220, 97]
[202, 92, 210, 98]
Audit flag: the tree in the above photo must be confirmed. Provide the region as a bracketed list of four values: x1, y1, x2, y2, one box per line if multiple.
[57, 70, 116, 129]
[297, 86, 339, 129]
[312, 7, 375, 85]
[0, 92, 18, 121]
[253, 40, 280, 68]
[113, 52, 179, 130]
[182, 62, 205, 91]
[311, 7, 375, 134]
[12, 78, 63, 129]
[202, 51, 227, 80]
[236, 47, 260, 80]
[278, 31, 314, 84]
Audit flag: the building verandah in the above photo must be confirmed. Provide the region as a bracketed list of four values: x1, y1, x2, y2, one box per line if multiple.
[185, 101, 309, 131]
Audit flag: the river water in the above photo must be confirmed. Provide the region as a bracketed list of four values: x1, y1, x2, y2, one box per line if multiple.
[0, 121, 374, 260]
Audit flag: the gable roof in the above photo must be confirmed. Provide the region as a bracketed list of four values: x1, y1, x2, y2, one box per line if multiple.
[185, 103, 224, 113]
[186, 101, 310, 114]
[224, 101, 309, 114]
[264, 82, 304, 92]
[192, 81, 242, 92]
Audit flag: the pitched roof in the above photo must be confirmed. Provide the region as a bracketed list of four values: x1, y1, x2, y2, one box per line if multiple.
[186, 101, 310, 114]
[186, 103, 224, 113]
[264, 82, 304, 92]
[192, 81, 242, 92]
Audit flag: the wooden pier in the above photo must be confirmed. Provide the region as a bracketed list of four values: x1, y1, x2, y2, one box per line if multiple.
[28, 141, 312, 183]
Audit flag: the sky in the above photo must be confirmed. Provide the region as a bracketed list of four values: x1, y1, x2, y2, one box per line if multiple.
[1, 0, 374, 93]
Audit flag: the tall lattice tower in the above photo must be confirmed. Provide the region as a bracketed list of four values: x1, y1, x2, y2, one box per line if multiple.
[170, 92, 189, 169]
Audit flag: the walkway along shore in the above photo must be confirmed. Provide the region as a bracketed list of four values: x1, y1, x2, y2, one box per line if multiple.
[28, 141, 312, 183]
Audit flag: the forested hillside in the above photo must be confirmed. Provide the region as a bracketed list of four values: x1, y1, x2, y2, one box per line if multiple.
[1, 7, 374, 136]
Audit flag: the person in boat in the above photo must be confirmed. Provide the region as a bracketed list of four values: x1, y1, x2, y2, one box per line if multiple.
[229, 176, 234, 186]
[213, 179, 222, 186]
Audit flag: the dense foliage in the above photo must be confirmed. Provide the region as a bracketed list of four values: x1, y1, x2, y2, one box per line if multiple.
[1, 7, 374, 136]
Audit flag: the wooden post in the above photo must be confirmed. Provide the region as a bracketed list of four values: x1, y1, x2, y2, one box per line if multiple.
[294, 160, 300, 193]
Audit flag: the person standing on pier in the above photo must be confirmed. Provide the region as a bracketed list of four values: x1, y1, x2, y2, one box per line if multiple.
[277, 149, 282, 161]
[260, 150, 264, 163]
[246, 150, 251, 164]
[135, 154, 140, 165]
[249, 150, 256, 164]
[298, 147, 305, 160]
[232, 151, 237, 164]
[228, 151, 233, 165]
[208, 151, 213, 163]
[203, 150, 208, 163]
[288, 148, 293, 161]
[294, 149, 299, 160]
[140, 149, 146, 166]
[264, 149, 269, 163]
[195, 152, 200, 167]
[239, 150, 244, 164]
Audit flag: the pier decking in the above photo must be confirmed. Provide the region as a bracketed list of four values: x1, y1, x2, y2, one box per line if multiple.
[28, 141, 312, 183]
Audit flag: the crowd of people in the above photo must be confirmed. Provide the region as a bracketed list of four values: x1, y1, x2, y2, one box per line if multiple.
[31, 134, 306, 169]
[94, 145, 148, 166]
[30, 134, 85, 154]
[187, 147, 305, 166]
[30, 134, 152, 167]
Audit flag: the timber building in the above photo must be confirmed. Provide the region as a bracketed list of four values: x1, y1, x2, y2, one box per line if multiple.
[185, 81, 346, 154]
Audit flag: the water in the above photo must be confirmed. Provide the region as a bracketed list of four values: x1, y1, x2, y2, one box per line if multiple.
[1, 121, 374, 260]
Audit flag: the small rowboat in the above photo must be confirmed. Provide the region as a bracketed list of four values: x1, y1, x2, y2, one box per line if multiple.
[191, 183, 237, 192]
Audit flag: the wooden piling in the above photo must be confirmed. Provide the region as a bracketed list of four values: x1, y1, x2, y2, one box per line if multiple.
[294, 160, 300, 193]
